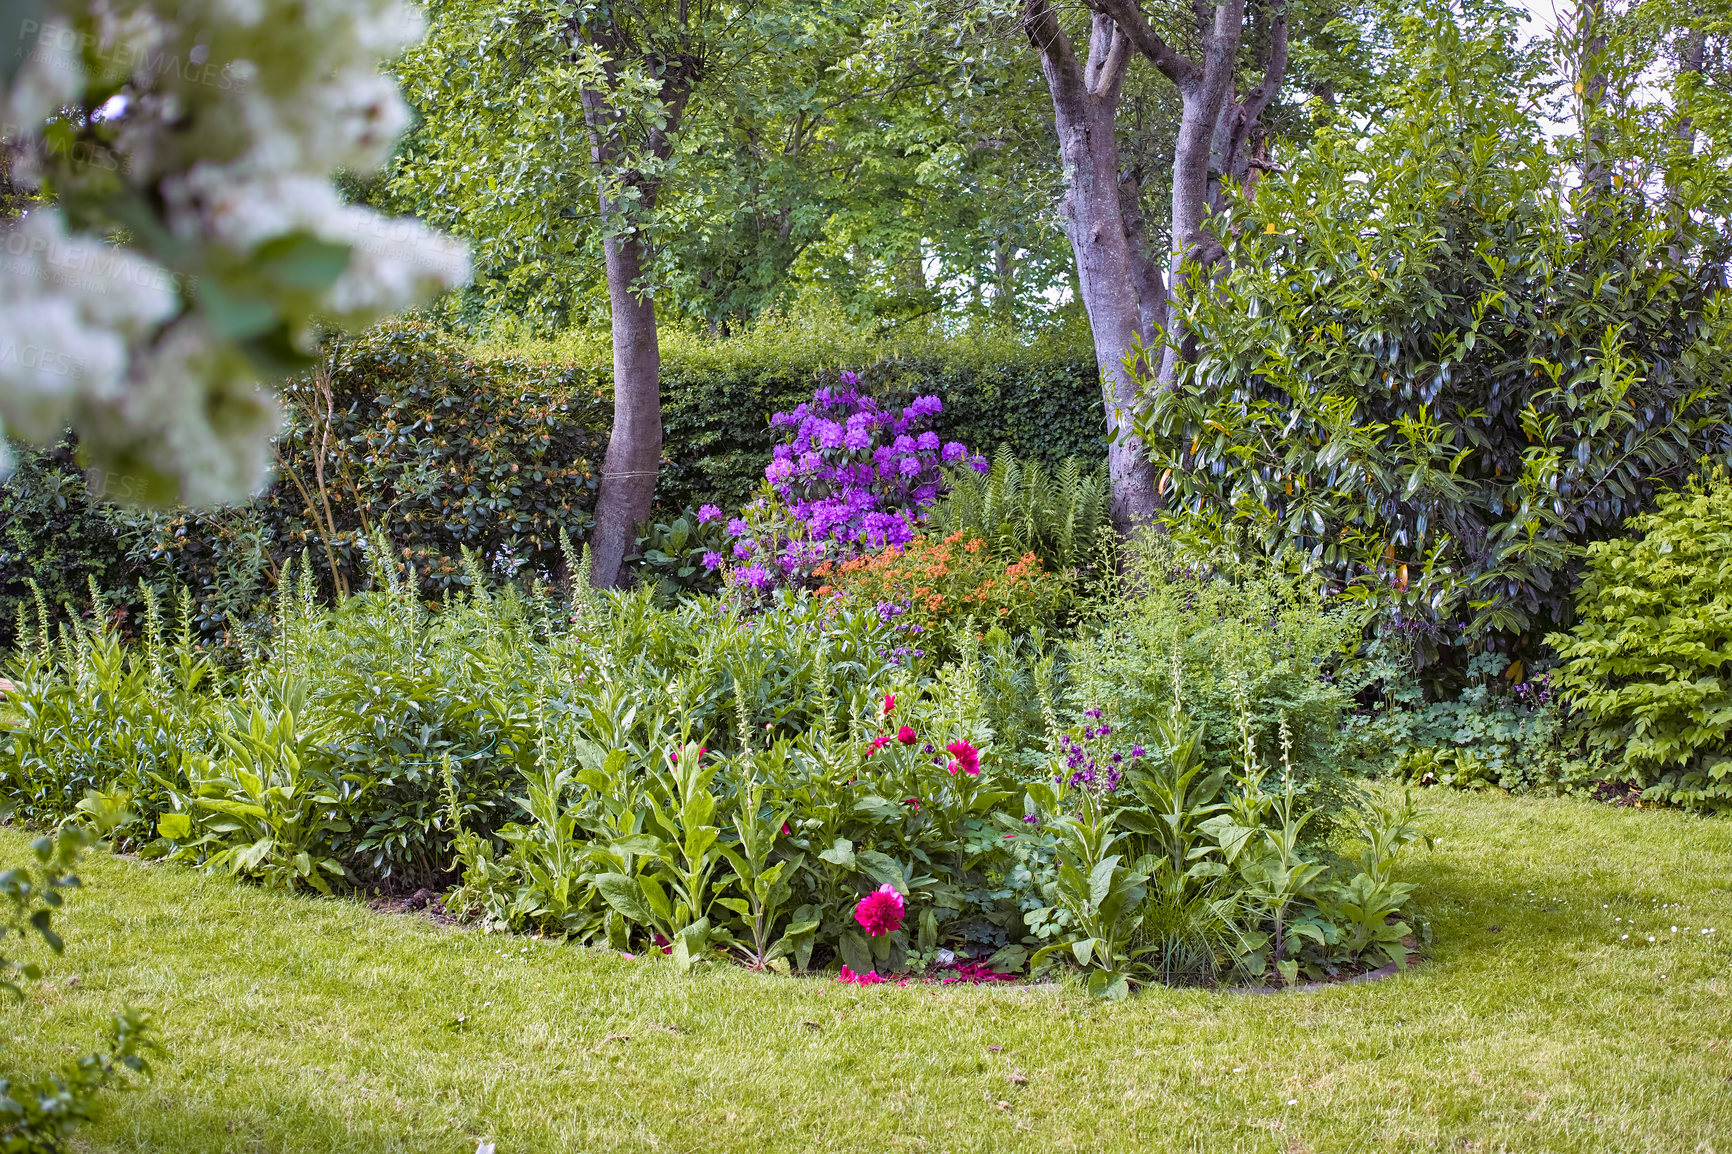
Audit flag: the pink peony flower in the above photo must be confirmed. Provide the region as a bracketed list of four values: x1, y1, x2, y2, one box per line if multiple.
[944, 740, 981, 776]
[837, 965, 885, 986]
[866, 734, 893, 757]
[854, 884, 906, 937]
[897, 726, 918, 745]
[883, 693, 896, 714]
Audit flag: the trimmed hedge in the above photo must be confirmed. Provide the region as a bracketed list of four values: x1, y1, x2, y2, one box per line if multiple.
[0, 319, 1102, 641]
[0, 322, 611, 645]
[0, 439, 138, 638]
[657, 344, 1105, 512]
[515, 326, 1106, 511]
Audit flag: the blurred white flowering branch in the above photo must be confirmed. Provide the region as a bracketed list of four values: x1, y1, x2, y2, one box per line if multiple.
[0, 0, 471, 504]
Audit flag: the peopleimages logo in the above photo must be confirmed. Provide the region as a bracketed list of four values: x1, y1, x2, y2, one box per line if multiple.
[0, 228, 185, 295]
[17, 20, 248, 93]
[0, 338, 85, 380]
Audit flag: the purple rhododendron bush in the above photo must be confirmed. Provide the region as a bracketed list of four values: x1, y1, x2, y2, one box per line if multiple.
[0, 385, 1432, 999]
[695, 375, 988, 595]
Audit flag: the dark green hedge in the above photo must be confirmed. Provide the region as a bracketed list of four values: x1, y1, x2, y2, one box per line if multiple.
[1, 321, 611, 646]
[654, 345, 1106, 511]
[522, 331, 1105, 511]
[0, 439, 141, 639]
[0, 320, 1103, 642]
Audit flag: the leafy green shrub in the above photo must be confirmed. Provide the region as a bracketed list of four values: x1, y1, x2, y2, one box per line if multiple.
[630, 507, 731, 601]
[924, 448, 1110, 577]
[1349, 647, 1608, 796]
[1137, 28, 1732, 674]
[3, 543, 1422, 992]
[276, 321, 608, 595]
[1022, 699, 1430, 995]
[1065, 539, 1360, 807]
[1549, 472, 1732, 812]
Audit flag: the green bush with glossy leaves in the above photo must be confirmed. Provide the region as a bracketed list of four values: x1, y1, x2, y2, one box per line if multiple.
[1137, 22, 1732, 678]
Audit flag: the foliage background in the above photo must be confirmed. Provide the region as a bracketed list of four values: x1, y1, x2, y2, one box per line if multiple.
[0, 319, 1101, 645]
[1137, 17, 1732, 681]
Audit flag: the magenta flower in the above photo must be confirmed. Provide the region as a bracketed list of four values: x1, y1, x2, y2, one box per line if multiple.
[944, 740, 981, 776]
[897, 725, 917, 745]
[837, 965, 883, 985]
[883, 693, 896, 714]
[854, 884, 906, 937]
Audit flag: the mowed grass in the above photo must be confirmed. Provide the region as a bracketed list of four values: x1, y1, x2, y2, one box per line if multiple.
[5, 790, 1730, 1154]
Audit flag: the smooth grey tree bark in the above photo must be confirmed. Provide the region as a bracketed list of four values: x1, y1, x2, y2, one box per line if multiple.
[588, 227, 665, 591]
[1022, 0, 1289, 532]
[578, 26, 698, 589]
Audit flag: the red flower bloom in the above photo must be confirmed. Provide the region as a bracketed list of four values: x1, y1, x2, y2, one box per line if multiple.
[944, 740, 981, 776]
[853, 883, 906, 937]
[897, 726, 917, 745]
[903, 797, 921, 811]
[883, 693, 897, 715]
[866, 734, 893, 757]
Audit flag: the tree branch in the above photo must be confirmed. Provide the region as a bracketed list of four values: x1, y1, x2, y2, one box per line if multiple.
[1118, 169, 1168, 346]
[1022, 0, 1084, 97]
[1086, 0, 1197, 87]
[1238, 0, 1289, 128]
[1084, 14, 1131, 99]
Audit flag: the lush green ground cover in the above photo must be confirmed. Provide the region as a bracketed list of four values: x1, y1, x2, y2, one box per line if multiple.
[5, 790, 1727, 1153]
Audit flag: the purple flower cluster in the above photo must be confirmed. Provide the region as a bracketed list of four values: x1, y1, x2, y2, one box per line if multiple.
[764, 383, 984, 551]
[1056, 712, 1146, 794]
[1514, 671, 1554, 709]
[716, 375, 987, 595]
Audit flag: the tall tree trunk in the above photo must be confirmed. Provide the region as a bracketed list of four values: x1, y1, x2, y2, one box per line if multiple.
[1578, 0, 1612, 198]
[589, 229, 663, 589]
[1027, 4, 1160, 532]
[576, 26, 697, 589]
[1666, 12, 1706, 262]
[1026, 0, 1288, 531]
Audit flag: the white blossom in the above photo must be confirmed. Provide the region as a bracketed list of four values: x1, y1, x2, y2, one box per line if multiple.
[0, 0, 470, 503]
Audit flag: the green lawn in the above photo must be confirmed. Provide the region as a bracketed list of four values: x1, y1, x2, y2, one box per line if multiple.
[7, 790, 1730, 1153]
